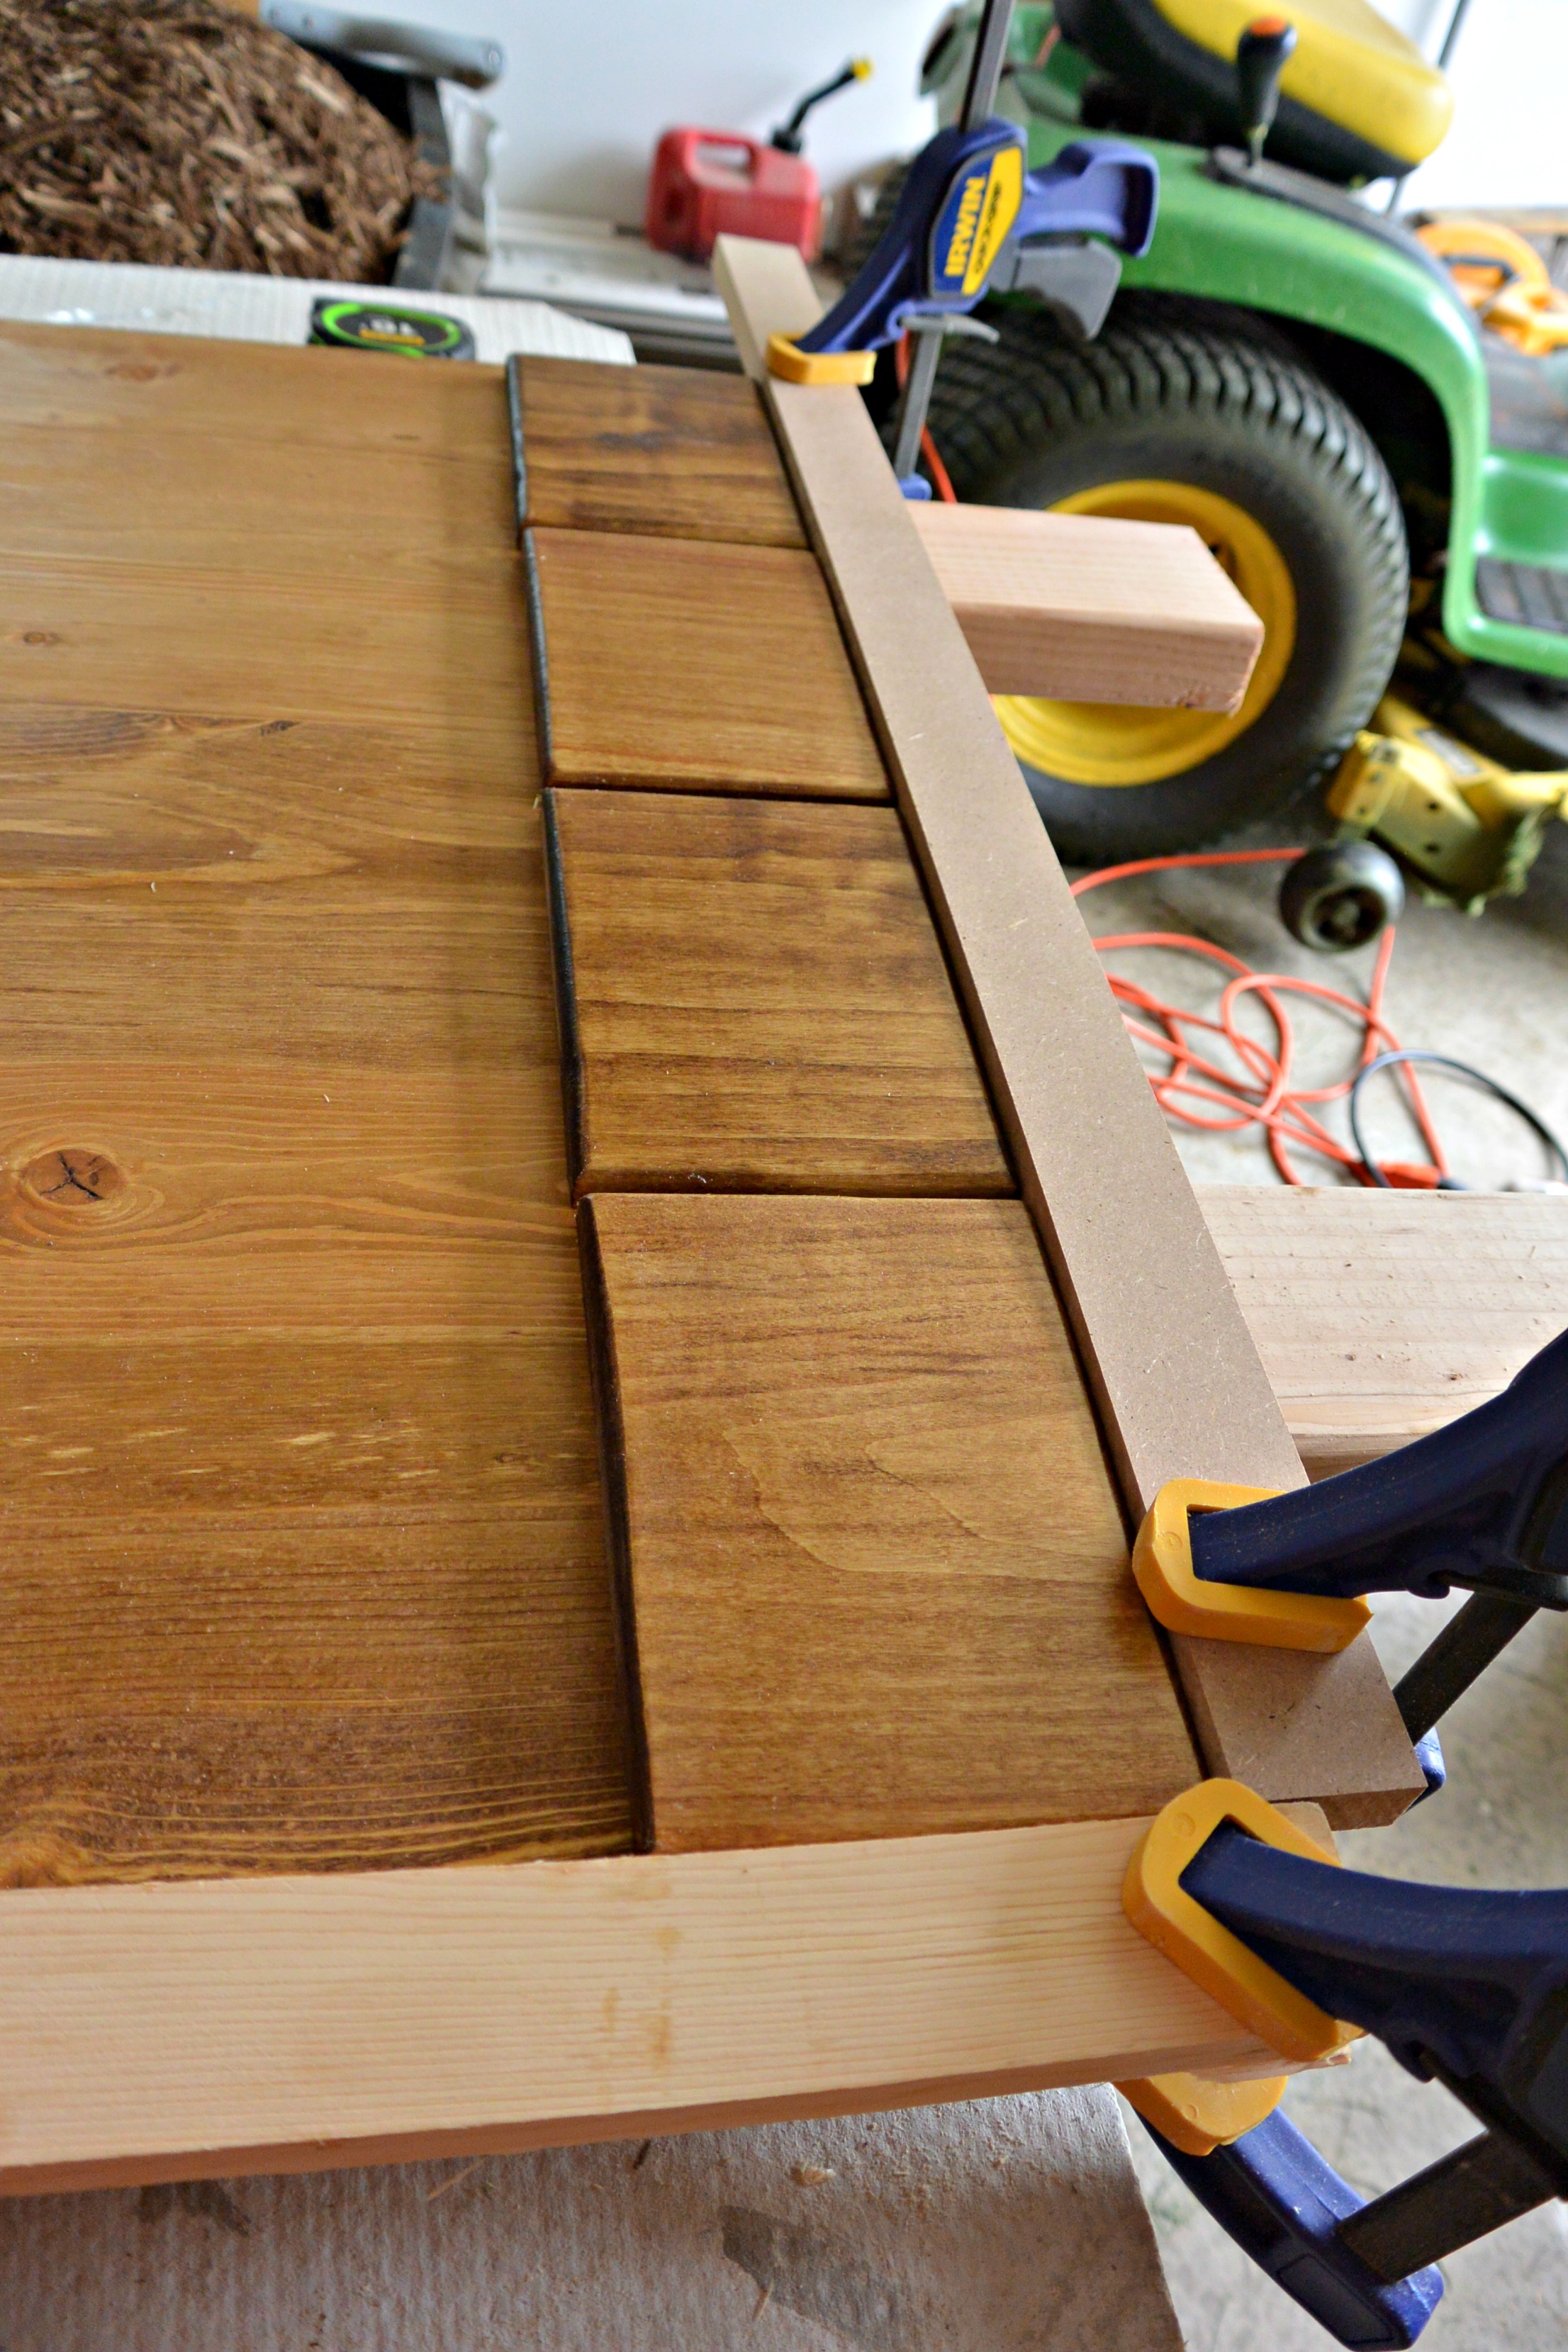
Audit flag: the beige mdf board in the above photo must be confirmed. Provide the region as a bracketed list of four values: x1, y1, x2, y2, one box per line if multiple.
[546, 786, 1012, 1199]
[712, 233, 1423, 1829]
[908, 498, 1264, 706]
[0, 320, 632, 1884]
[581, 1191, 1200, 1854]
[1202, 1184, 1568, 1478]
[526, 524, 889, 800]
[509, 353, 807, 549]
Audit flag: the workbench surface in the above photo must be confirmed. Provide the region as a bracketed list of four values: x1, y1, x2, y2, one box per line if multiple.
[0, 324, 632, 1881]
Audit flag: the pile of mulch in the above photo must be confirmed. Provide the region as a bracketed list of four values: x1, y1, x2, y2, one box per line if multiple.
[0, 0, 442, 281]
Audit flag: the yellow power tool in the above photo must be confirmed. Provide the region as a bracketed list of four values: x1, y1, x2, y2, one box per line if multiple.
[1327, 694, 1568, 912]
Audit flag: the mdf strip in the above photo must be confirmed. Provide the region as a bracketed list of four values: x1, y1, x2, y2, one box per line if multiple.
[712, 235, 1422, 1829]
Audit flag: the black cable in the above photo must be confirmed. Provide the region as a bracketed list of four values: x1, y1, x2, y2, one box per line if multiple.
[1350, 1049, 1568, 1190]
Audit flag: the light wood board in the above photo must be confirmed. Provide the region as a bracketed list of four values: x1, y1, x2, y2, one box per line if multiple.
[526, 525, 889, 800]
[908, 499, 1263, 706]
[547, 786, 1012, 1198]
[1203, 1184, 1568, 1477]
[0, 1808, 1314, 2194]
[510, 354, 806, 548]
[583, 1191, 1199, 1853]
[712, 235, 1422, 1828]
[0, 320, 632, 1881]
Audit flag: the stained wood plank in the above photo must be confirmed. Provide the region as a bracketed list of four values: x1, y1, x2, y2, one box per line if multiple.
[0, 1808, 1321, 2193]
[0, 317, 515, 461]
[546, 787, 1012, 1197]
[526, 525, 889, 800]
[712, 235, 1423, 1827]
[0, 322, 633, 1881]
[1203, 1185, 1568, 1478]
[908, 500, 1263, 707]
[510, 354, 806, 547]
[583, 1192, 1200, 1854]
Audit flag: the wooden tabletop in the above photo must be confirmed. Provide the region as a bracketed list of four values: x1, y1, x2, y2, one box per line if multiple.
[0, 323, 633, 1882]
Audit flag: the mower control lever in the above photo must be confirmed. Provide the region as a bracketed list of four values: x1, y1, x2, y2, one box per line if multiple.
[1236, 16, 1298, 166]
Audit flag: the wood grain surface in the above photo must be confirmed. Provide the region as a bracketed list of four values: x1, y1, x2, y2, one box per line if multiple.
[0, 1810, 1319, 2195]
[712, 236, 1422, 1827]
[908, 501, 1263, 706]
[547, 787, 1012, 1197]
[1204, 1185, 1568, 1477]
[510, 354, 805, 547]
[583, 1192, 1200, 1854]
[526, 525, 889, 800]
[0, 321, 632, 1883]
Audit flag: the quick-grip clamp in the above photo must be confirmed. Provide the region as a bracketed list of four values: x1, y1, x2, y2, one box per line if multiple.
[1134, 1328, 1568, 1754]
[1133, 1479, 1371, 1651]
[1116, 1330, 1568, 2343]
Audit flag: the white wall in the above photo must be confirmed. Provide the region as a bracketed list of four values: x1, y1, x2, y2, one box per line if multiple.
[1373, 0, 1568, 212]
[405, 0, 939, 225]
[405, 0, 1557, 225]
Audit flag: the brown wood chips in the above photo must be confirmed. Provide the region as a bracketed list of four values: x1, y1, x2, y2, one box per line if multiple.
[0, 0, 440, 281]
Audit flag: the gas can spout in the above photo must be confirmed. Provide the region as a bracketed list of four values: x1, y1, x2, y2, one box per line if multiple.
[771, 57, 873, 156]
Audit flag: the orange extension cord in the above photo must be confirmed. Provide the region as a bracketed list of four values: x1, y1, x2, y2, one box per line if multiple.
[1071, 850, 1451, 1189]
[893, 333, 958, 500]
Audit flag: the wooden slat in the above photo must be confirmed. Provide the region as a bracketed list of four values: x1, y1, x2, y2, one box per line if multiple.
[546, 787, 1012, 1198]
[526, 525, 888, 801]
[908, 500, 1263, 706]
[0, 1808, 1319, 2193]
[583, 1192, 1200, 1854]
[1203, 1185, 1568, 1478]
[712, 235, 1423, 1827]
[0, 323, 633, 1882]
[510, 355, 806, 548]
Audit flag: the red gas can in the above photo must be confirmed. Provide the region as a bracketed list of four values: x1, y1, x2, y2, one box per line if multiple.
[645, 129, 822, 264]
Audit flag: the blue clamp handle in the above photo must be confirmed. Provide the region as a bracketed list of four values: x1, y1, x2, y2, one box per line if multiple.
[1143, 1817, 1568, 2347]
[1192, 1327, 1568, 1609]
[796, 125, 1157, 357]
[1147, 2108, 1443, 2349]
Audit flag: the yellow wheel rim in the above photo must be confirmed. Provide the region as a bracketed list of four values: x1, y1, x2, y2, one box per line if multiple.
[993, 479, 1297, 787]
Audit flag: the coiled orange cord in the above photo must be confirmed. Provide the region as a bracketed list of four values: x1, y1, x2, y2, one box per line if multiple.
[1071, 849, 1448, 1187]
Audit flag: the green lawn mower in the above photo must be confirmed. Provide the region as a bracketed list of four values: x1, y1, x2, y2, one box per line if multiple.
[887, 0, 1568, 919]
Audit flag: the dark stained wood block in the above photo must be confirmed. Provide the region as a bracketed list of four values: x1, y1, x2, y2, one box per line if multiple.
[527, 526, 889, 800]
[547, 788, 1012, 1199]
[0, 323, 633, 1884]
[510, 354, 806, 548]
[583, 1192, 1200, 1854]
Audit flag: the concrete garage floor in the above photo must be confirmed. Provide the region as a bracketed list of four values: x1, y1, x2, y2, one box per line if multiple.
[1084, 817, 1568, 2346]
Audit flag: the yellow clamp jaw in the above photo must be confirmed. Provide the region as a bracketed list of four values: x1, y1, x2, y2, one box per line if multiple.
[1116, 2068, 1287, 2158]
[1116, 1779, 1362, 2148]
[1133, 1479, 1371, 1652]
[765, 334, 876, 386]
